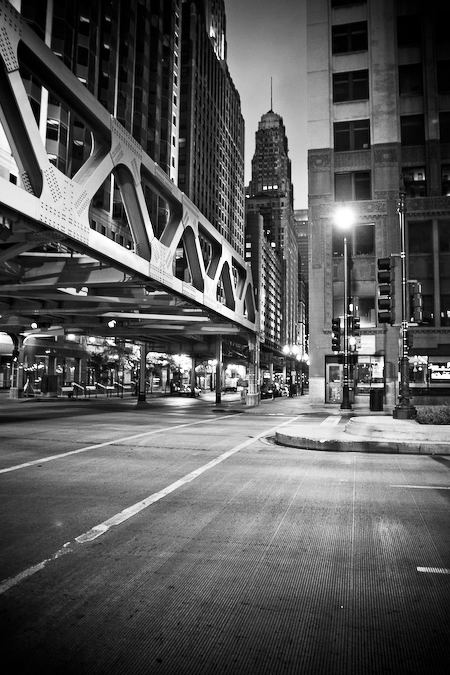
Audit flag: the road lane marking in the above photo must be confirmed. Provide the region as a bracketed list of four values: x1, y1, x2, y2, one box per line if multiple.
[320, 416, 341, 426]
[391, 485, 450, 490]
[0, 415, 240, 475]
[417, 567, 450, 574]
[0, 416, 300, 595]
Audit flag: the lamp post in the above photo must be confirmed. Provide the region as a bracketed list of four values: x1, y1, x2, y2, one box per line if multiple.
[283, 344, 303, 396]
[334, 205, 355, 410]
[393, 177, 416, 419]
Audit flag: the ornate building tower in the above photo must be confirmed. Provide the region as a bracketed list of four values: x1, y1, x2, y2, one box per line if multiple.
[246, 109, 299, 376]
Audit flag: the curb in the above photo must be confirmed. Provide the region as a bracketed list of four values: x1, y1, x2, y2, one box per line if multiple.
[274, 430, 450, 455]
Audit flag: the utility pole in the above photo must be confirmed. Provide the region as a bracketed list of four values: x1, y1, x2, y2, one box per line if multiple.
[393, 176, 416, 419]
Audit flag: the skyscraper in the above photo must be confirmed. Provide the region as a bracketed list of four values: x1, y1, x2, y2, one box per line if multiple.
[3, 0, 181, 246]
[307, 0, 450, 406]
[246, 109, 299, 373]
[178, 0, 245, 257]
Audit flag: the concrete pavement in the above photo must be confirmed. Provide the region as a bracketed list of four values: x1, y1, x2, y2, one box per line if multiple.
[2, 388, 450, 454]
[211, 392, 450, 455]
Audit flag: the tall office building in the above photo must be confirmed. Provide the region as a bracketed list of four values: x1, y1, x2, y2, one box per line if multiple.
[246, 109, 299, 367]
[178, 0, 245, 257]
[3, 0, 245, 254]
[307, 0, 450, 405]
[3, 0, 181, 245]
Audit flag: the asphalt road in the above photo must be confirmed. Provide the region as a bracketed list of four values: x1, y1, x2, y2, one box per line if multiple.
[1, 396, 449, 674]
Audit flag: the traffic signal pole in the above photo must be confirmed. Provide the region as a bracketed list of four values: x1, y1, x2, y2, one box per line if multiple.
[341, 235, 351, 410]
[393, 178, 416, 419]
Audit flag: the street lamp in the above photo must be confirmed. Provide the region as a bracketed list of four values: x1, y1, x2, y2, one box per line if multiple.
[333, 205, 356, 410]
[283, 344, 302, 395]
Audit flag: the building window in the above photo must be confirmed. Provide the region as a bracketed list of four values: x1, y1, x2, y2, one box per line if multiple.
[333, 223, 374, 256]
[335, 171, 371, 201]
[355, 297, 376, 327]
[397, 14, 421, 47]
[403, 167, 426, 197]
[400, 115, 425, 146]
[440, 296, 450, 326]
[437, 61, 450, 94]
[333, 70, 369, 102]
[440, 112, 450, 143]
[399, 64, 423, 96]
[439, 220, 450, 252]
[332, 22, 368, 54]
[408, 221, 432, 254]
[331, 0, 366, 6]
[442, 166, 450, 196]
[332, 296, 375, 327]
[334, 120, 370, 151]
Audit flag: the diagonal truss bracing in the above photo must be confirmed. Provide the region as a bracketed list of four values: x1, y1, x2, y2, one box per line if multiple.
[0, 0, 257, 340]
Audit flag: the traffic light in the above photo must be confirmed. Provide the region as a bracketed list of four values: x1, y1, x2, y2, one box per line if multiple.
[331, 318, 341, 352]
[377, 257, 395, 324]
[348, 316, 361, 352]
[411, 282, 423, 323]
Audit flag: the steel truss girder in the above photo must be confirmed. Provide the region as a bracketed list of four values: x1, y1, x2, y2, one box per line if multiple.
[0, 0, 257, 341]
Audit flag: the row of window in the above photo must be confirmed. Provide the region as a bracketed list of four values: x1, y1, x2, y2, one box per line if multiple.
[333, 66, 450, 103]
[334, 112, 450, 152]
[334, 164, 450, 201]
[331, 11, 449, 54]
[332, 220, 450, 257]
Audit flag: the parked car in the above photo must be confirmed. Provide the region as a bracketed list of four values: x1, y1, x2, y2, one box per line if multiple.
[178, 385, 201, 397]
[260, 384, 274, 399]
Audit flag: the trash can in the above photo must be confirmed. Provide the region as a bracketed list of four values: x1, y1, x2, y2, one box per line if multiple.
[369, 388, 383, 411]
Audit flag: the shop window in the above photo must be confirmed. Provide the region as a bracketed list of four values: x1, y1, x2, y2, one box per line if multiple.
[397, 14, 421, 47]
[437, 61, 450, 94]
[403, 167, 426, 197]
[333, 70, 369, 103]
[399, 64, 423, 96]
[332, 22, 367, 54]
[335, 171, 371, 201]
[400, 115, 425, 146]
[334, 120, 370, 151]
[440, 112, 450, 144]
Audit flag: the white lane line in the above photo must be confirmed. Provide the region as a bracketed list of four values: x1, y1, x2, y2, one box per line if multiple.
[417, 567, 450, 574]
[391, 485, 450, 490]
[320, 416, 341, 426]
[0, 415, 240, 475]
[0, 416, 299, 595]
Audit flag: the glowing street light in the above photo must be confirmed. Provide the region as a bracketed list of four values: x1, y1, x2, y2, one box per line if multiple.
[333, 205, 356, 410]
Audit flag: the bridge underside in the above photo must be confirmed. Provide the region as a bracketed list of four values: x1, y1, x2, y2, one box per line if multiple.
[0, 1, 257, 361]
[0, 215, 248, 358]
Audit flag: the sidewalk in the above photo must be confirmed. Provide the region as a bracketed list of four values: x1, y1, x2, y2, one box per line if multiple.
[212, 394, 450, 455]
